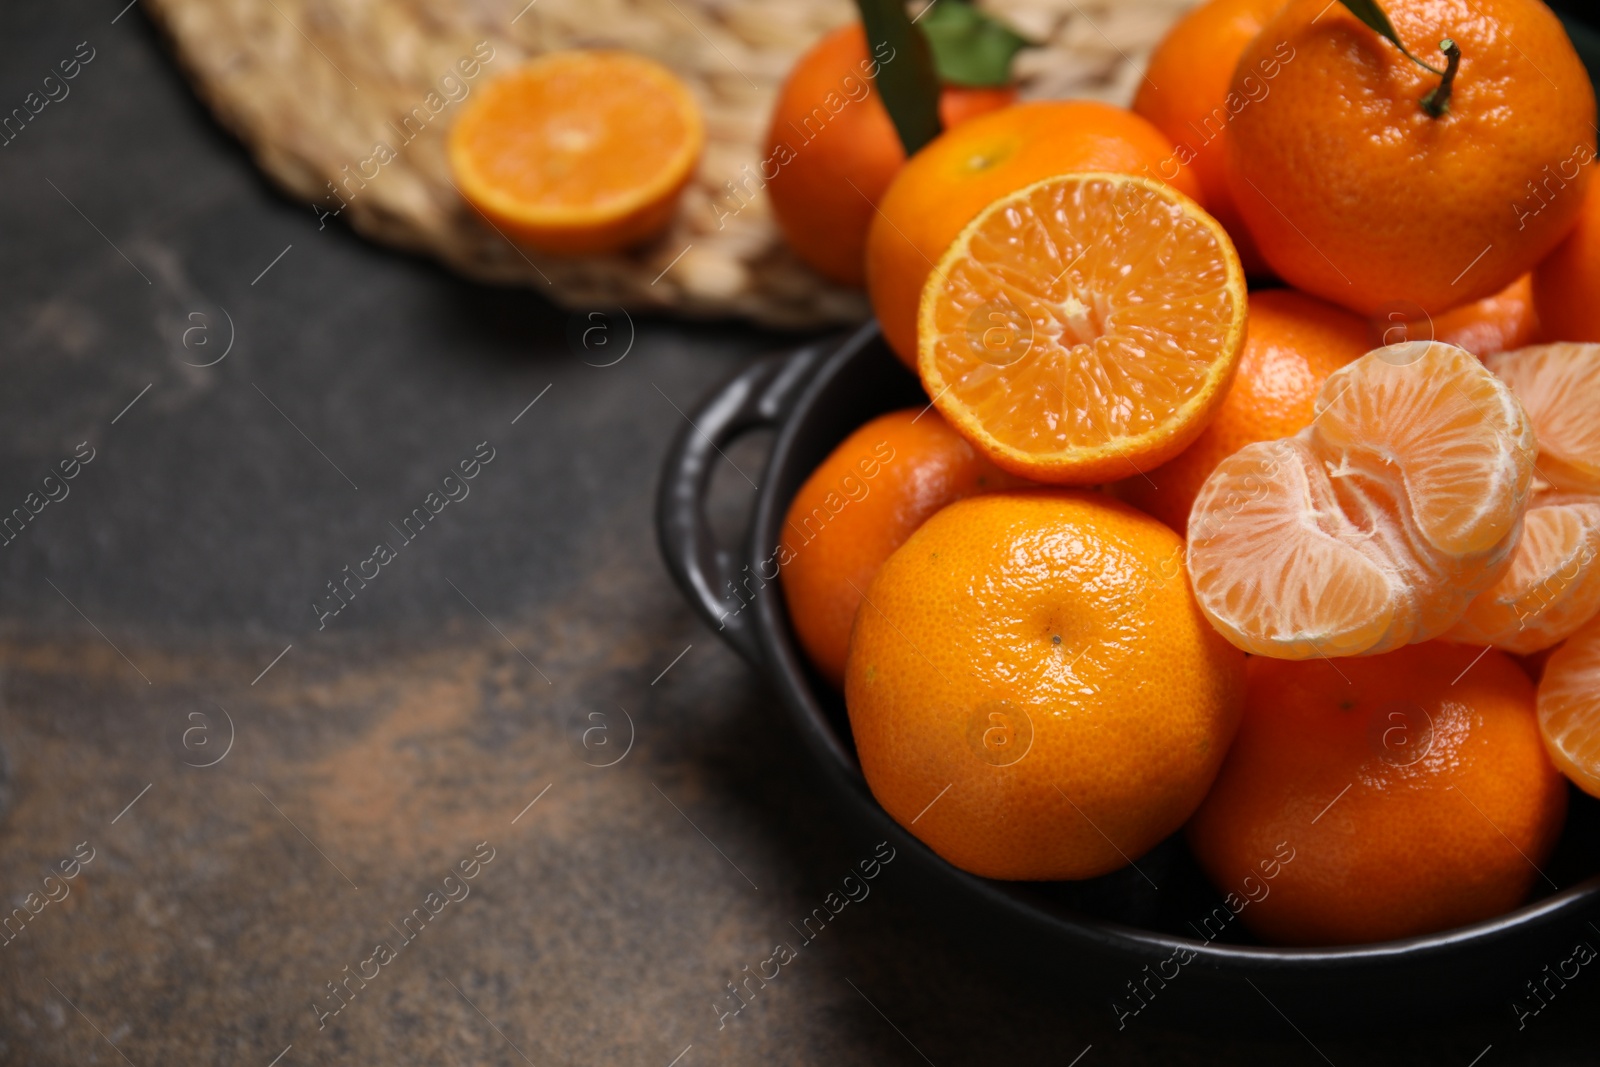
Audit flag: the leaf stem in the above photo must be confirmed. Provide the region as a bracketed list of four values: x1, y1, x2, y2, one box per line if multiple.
[1419, 39, 1461, 118]
[1334, 3, 1458, 117]
[1392, 39, 1445, 77]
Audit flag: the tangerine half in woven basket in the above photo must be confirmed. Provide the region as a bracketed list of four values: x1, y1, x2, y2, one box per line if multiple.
[448, 50, 704, 256]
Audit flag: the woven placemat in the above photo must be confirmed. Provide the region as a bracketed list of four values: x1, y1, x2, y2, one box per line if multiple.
[144, 0, 1193, 327]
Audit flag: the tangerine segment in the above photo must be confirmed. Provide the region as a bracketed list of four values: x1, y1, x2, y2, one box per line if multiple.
[1314, 343, 1533, 557]
[1446, 491, 1600, 654]
[762, 25, 1015, 287]
[1188, 438, 1398, 659]
[1538, 614, 1600, 798]
[918, 173, 1246, 485]
[447, 51, 704, 255]
[1188, 343, 1536, 659]
[1484, 344, 1600, 493]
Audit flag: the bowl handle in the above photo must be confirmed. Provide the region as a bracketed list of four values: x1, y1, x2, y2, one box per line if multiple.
[655, 340, 834, 667]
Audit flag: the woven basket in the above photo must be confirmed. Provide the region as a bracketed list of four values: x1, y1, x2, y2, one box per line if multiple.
[145, 0, 1195, 327]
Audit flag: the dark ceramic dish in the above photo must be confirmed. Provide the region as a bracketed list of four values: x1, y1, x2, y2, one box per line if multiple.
[658, 323, 1600, 1026]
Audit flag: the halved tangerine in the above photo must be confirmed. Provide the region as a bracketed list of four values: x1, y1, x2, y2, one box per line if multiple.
[1484, 343, 1600, 493]
[1187, 342, 1536, 659]
[1445, 489, 1600, 654]
[917, 173, 1247, 484]
[447, 51, 704, 255]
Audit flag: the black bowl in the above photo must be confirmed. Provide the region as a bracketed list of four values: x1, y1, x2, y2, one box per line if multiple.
[657, 323, 1600, 1027]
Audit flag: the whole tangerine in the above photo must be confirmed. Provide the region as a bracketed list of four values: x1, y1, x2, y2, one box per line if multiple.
[1227, 0, 1596, 317]
[845, 490, 1246, 881]
[1535, 180, 1600, 342]
[1384, 273, 1540, 356]
[1187, 642, 1567, 945]
[1133, 0, 1289, 277]
[763, 25, 1016, 287]
[779, 408, 1021, 688]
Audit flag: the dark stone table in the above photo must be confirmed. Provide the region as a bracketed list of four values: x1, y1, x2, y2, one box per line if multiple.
[0, 2, 1595, 1063]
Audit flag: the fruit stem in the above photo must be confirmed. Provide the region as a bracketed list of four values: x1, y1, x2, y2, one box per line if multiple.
[1419, 39, 1461, 118]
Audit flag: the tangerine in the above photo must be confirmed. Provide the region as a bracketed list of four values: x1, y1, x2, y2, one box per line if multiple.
[845, 490, 1245, 881]
[1188, 641, 1567, 945]
[1534, 181, 1600, 343]
[1188, 342, 1536, 658]
[447, 51, 703, 255]
[1484, 343, 1600, 493]
[1132, 0, 1289, 277]
[779, 408, 1020, 688]
[1444, 489, 1600, 654]
[1228, 0, 1596, 316]
[1538, 612, 1600, 798]
[1386, 274, 1540, 357]
[763, 25, 1016, 287]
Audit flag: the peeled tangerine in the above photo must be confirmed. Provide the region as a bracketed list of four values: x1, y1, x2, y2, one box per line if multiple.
[1483, 344, 1600, 493]
[1539, 613, 1600, 798]
[1444, 344, 1600, 653]
[1188, 342, 1535, 659]
[1444, 490, 1600, 653]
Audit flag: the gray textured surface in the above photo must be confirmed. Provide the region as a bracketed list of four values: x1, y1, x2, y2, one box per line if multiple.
[0, 2, 1596, 1064]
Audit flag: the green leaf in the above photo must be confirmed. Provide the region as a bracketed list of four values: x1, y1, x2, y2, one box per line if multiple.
[1338, 0, 1444, 74]
[855, 0, 944, 155]
[919, 0, 1031, 88]
[1338, 0, 1406, 49]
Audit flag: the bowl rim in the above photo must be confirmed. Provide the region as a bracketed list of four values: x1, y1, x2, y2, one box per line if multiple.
[739, 321, 1600, 969]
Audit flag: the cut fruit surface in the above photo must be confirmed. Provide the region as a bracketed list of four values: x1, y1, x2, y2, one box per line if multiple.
[1446, 490, 1600, 654]
[918, 173, 1246, 484]
[1484, 344, 1600, 493]
[447, 51, 703, 255]
[1538, 613, 1600, 798]
[1188, 342, 1536, 659]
